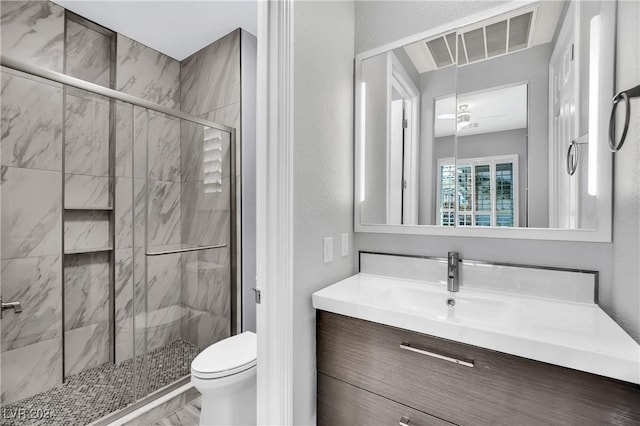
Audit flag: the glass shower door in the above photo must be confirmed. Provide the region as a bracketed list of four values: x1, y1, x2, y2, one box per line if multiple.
[133, 111, 233, 399]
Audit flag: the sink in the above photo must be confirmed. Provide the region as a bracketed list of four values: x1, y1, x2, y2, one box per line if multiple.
[369, 280, 524, 329]
[312, 272, 640, 385]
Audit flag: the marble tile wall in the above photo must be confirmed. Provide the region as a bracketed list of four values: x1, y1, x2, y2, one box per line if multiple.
[65, 19, 111, 88]
[0, 0, 194, 405]
[64, 252, 110, 376]
[57, 18, 114, 381]
[114, 36, 183, 361]
[180, 248, 231, 347]
[116, 34, 180, 109]
[0, 1, 65, 72]
[1, 67, 64, 403]
[179, 30, 239, 348]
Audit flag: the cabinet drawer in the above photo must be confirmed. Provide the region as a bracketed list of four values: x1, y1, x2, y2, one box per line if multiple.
[318, 373, 453, 426]
[317, 311, 640, 425]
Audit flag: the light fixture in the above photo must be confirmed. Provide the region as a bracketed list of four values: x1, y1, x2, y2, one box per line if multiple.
[588, 15, 600, 196]
[360, 81, 367, 202]
[457, 104, 472, 128]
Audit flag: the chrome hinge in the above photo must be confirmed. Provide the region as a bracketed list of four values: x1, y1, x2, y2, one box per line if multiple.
[251, 288, 262, 304]
[402, 118, 408, 129]
[402, 179, 407, 189]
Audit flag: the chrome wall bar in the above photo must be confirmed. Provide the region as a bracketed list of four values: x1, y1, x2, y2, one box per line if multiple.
[145, 244, 227, 257]
[0, 55, 233, 133]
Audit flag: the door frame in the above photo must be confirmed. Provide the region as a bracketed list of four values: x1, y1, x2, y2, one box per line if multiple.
[256, 0, 294, 425]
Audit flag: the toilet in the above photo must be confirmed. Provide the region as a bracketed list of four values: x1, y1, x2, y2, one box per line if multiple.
[191, 331, 257, 426]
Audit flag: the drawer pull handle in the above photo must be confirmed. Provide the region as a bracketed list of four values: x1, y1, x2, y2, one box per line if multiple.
[399, 416, 411, 426]
[400, 342, 474, 367]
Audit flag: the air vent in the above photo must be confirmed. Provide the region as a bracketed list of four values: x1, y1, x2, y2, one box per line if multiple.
[423, 9, 535, 70]
[426, 35, 454, 68]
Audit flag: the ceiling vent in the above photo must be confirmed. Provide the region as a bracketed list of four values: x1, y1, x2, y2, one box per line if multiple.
[420, 9, 535, 69]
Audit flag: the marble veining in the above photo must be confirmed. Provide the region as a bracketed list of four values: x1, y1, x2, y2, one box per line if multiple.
[148, 181, 181, 247]
[181, 248, 230, 348]
[180, 30, 240, 116]
[1, 337, 62, 405]
[0, 1, 64, 72]
[64, 173, 110, 208]
[64, 252, 110, 330]
[133, 106, 148, 180]
[146, 315, 181, 352]
[147, 253, 182, 311]
[152, 397, 201, 426]
[115, 249, 134, 320]
[65, 20, 111, 87]
[1, 166, 62, 259]
[181, 248, 230, 313]
[115, 101, 133, 178]
[182, 179, 231, 247]
[1, 69, 63, 171]
[116, 34, 180, 109]
[1, 255, 62, 351]
[181, 119, 232, 183]
[148, 111, 181, 182]
[115, 316, 134, 363]
[64, 210, 110, 251]
[64, 89, 110, 176]
[115, 177, 145, 248]
[181, 308, 229, 349]
[65, 321, 110, 376]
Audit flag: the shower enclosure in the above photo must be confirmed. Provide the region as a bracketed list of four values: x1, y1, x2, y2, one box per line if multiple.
[0, 11, 237, 424]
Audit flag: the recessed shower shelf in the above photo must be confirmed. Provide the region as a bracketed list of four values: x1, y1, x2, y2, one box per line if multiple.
[64, 246, 113, 255]
[65, 206, 113, 211]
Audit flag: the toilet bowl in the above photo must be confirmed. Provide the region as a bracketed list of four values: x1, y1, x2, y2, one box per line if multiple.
[191, 331, 257, 426]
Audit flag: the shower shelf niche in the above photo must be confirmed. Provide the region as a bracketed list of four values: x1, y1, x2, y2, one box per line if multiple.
[64, 246, 113, 255]
[64, 206, 113, 211]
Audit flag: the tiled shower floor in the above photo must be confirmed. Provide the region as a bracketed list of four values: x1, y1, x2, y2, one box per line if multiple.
[1, 340, 200, 426]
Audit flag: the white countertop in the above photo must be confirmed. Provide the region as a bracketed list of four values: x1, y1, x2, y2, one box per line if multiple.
[312, 273, 640, 384]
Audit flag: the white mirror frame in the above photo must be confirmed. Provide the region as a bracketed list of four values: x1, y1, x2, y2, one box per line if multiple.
[354, 0, 615, 242]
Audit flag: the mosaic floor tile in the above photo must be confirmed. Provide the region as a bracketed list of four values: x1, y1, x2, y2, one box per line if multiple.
[1, 340, 200, 426]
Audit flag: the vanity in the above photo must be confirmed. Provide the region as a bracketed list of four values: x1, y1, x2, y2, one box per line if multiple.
[313, 253, 640, 425]
[317, 0, 640, 423]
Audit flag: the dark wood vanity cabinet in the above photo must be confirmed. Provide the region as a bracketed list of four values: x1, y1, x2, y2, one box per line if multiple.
[316, 311, 640, 426]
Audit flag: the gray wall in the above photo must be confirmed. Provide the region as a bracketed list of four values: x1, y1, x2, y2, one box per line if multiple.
[240, 30, 258, 333]
[434, 129, 528, 226]
[418, 66, 456, 224]
[457, 43, 552, 228]
[292, 1, 355, 424]
[354, 0, 639, 343]
[610, 0, 640, 343]
[361, 53, 389, 223]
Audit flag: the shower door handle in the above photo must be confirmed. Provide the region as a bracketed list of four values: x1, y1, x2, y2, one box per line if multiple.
[1, 300, 22, 318]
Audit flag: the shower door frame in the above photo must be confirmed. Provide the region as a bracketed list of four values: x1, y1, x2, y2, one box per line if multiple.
[0, 54, 239, 422]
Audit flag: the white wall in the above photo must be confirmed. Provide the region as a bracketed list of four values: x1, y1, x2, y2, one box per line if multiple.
[355, 0, 504, 54]
[241, 29, 258, 332]
[610, 0, 640, 342]
[361, 53, 389, 224]
[354, 0, 639, 343]
[292, 1, 355, 424]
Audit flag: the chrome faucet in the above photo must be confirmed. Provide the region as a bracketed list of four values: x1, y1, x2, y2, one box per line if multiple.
[447, 251, 459, 292]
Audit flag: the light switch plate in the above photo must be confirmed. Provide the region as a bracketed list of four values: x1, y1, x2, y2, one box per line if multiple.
[341, 233, 349, 257]
[323, 237, 333, 263]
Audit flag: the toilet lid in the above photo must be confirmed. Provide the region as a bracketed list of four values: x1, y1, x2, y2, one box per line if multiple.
[191, 331, 257, 379]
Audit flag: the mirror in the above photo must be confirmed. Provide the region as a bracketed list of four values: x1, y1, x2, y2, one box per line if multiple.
[356, 0, 614, 240]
